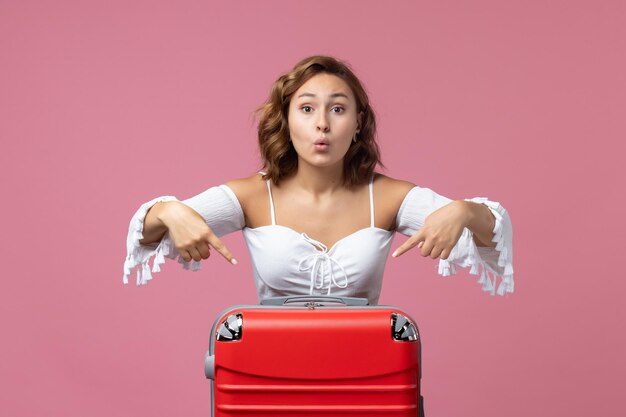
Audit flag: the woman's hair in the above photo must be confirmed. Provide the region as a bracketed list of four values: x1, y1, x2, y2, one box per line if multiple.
[255, 55, 382, 186]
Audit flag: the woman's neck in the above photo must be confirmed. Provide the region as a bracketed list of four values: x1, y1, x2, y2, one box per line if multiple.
[287, 161, 344, 197]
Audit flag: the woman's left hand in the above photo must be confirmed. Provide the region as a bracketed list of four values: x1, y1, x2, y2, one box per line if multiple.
[392, 200, 469, 260]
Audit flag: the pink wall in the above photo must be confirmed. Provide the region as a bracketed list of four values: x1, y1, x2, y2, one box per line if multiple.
[2, 1, 624, 416]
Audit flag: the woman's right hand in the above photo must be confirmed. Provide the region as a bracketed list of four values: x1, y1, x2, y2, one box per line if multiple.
[157, 201, 237, 265]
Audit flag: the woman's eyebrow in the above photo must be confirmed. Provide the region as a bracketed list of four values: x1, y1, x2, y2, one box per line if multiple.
[296, 92, 349, 100]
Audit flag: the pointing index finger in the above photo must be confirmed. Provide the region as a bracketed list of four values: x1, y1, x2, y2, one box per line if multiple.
[206, 233, 238, 265]
[392, 227, 427, 258]
[392, 234, 424, 258]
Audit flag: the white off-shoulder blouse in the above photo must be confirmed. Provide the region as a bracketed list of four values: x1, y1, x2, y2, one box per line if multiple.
[123, 184, 514, 300]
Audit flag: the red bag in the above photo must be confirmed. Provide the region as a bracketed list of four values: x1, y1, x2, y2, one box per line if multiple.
[205, 296, 424, 416]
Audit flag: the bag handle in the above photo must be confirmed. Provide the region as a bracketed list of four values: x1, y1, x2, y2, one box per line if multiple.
[260, 295, 369, 306]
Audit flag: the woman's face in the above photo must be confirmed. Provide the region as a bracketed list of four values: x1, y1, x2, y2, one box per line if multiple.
[287, 73, 362, 170]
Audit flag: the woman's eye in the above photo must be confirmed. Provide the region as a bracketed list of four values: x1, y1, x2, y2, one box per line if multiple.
[301, 105, 344, 113]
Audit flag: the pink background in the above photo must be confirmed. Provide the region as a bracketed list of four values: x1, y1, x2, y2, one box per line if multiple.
[1, 1, 624, 416]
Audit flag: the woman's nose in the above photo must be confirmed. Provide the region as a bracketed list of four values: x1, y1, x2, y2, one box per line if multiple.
[317, 113, 329, 132]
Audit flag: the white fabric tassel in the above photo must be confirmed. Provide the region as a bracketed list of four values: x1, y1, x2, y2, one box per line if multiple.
[141, 263, 152, 285]
[152, 249, 165, 273]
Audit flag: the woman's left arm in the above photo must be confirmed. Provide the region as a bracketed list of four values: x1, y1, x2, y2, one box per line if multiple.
[391, 186, 514, 296]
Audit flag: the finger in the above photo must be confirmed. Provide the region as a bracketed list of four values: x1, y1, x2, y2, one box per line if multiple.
[206, 232, 238, 265]
[430, 246, 444, 260]
[392, 233, 424, 258]
[391, 236, 417, 258]
[188, 246, 203, 262]
[179, 249, 192, 263]
[440, 247, 451, 260]
[420, 239, 435, 257]
[196, 241, 211, 260]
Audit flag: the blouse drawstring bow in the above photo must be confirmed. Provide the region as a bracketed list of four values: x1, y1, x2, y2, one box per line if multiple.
[297, 233, 349, 296]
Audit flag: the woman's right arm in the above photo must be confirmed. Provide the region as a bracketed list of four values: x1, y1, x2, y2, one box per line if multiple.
[123, 184, 246, 285]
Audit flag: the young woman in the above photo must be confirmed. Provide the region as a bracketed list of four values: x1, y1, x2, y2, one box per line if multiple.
[123, 55, 513, 305]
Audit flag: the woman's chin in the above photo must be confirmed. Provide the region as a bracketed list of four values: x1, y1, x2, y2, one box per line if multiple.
[299, 155, 344, 169]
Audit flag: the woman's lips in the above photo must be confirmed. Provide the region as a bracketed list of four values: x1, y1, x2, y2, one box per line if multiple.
[314, 138, 329, 151]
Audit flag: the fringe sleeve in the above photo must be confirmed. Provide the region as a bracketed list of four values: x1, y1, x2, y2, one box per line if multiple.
[122, 185, 245, 286]
[396, 187, 514, 296]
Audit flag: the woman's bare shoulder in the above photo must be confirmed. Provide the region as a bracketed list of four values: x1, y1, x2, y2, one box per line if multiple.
[372, 173, 417, 229]
[224, 173, 266, 206]
[373, 173, 415, 199]
[224, 173, 271, 227]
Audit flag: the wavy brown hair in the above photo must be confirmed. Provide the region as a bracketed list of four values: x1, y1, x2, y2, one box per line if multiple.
[255, 55, 382, 187]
